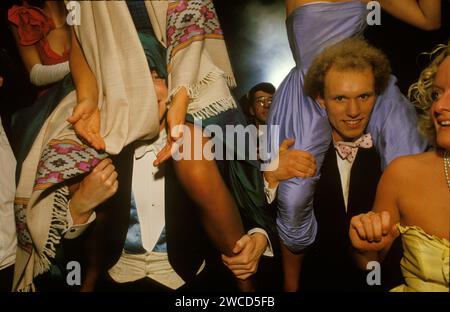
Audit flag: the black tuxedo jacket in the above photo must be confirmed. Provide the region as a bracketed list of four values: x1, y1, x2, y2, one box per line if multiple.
[300, 143, 403, 291]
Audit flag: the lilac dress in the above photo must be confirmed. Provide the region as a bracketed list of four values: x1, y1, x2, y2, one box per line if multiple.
[267, 1, 427, 253]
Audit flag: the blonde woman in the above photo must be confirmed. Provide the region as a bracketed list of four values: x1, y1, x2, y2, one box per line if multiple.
[350, 43, 450, 292]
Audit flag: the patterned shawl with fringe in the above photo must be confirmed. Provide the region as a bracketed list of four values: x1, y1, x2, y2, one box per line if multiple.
[13, 0, 237, 291]
[165, 0, 237, 119]
[13, 0, 160, 291]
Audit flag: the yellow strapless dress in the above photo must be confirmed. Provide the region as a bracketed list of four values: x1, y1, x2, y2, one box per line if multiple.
[390, 224, 449, 292]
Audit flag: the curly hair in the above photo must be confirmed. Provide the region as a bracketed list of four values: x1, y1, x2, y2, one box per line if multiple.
[408, 42, 450, 146]
[305, 38, 391, 98]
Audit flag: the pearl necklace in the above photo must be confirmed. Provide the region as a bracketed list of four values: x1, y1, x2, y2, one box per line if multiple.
[444, 150, 450, 189]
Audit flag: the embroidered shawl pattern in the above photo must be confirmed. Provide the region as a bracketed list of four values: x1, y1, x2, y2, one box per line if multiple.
[14, 137, 106, 291]
[13, 0, 239, 291]
[166, 0, 237, 119]
[166, 1, 223, 62]
[13, 1, 160, 291]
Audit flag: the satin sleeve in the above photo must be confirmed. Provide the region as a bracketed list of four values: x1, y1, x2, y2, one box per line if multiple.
[368, 76, 428, 169]
[267, 69, 331, 253]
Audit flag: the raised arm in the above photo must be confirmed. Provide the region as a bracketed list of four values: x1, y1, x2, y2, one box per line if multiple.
[349, 158, 403, 270]
[379, 0, 441, 31]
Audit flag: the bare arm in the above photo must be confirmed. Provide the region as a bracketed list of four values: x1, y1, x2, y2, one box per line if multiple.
[10, 26, 41, 73]
[69, 158, 118, 225]
[349, 159, 402, 269]
[285, 0, 311, 16]
[68, 27, 105, 150]
[10, 25, 70, 86]
[69, 27, 97, 106]
[379, 0, 441, 31]
[221, 232, 269, 280]
[154, 87, 189, 166]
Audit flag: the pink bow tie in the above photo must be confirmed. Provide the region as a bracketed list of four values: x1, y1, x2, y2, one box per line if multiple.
[334, 133, 373, 162]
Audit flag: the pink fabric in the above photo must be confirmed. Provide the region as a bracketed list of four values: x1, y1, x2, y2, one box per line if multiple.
[334, 133, 373, 162]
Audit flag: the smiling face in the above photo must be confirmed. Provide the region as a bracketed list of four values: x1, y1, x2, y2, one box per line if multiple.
[318, 66, 377, 142]
[431, 56, 450, 150]
[250, 90, 273, 125]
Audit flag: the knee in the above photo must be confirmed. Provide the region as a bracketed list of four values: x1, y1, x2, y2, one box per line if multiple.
[277, 216, 317, 253]
[276, 178, 319, 253]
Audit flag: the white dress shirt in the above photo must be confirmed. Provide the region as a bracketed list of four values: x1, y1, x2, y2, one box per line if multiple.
[335, 149, 357, 211]
[0, 120, 17, 270]
[264, 146, 358, 211]
[64, 208, 96, 239]
[131, 131, 167, 252]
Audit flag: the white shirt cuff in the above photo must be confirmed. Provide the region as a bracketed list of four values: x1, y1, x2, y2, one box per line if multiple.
[248, 227, 274, 257]
[64, 201, 96, 239]
[263, 175, 278, 204]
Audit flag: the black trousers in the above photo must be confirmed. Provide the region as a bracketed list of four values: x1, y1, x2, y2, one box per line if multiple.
[0, 264, 14, 292]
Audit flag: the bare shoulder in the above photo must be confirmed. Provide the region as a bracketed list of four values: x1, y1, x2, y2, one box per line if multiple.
[372, 152, 434, 218]
[383, 151, 436, 180]
[386, 152, 435, 171]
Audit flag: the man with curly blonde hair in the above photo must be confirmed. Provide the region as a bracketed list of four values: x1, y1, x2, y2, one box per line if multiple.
[296, 38, 405, 291]
[305, 38, 391, 100]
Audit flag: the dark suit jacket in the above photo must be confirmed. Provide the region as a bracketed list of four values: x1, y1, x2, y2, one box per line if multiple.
[300, 143, 403, 291]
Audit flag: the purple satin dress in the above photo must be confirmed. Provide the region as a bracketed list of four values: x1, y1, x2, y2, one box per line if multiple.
[267, 1, 428, 253]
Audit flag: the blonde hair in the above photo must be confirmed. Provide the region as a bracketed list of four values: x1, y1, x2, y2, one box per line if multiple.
[408, 42, 450, 145]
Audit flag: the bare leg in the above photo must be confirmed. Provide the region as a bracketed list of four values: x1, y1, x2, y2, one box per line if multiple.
[172, 123, 254, 291]
[281, 242, 304, 292]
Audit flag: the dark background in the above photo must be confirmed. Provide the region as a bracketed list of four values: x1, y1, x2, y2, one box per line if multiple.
[1, 0, 449, 133]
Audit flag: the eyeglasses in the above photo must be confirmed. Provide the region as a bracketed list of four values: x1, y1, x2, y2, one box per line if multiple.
[254, 96, 272, 108]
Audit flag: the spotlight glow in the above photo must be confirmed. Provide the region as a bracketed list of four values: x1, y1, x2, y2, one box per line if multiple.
[266, 56, 295, 88]
[240, 1, 295, 90]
